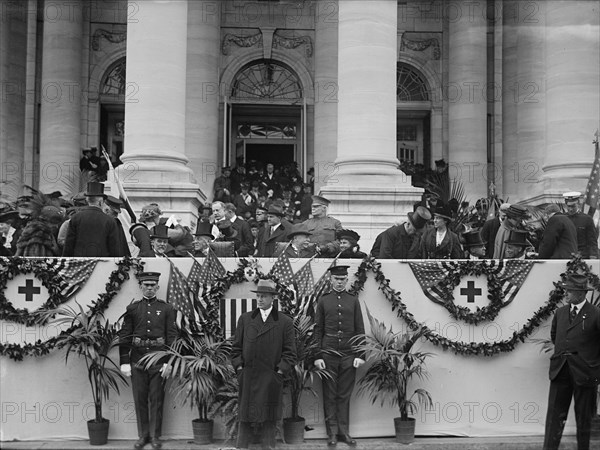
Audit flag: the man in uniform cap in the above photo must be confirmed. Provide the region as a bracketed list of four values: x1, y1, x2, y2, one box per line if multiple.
[301, 195, 342, 257]
[63, 182, 122, 257]
[370, 206, 431, 259]
[538, 204, 578, 259]
[563, 192, 598, 259]
[232, 279, 297, 449]
[543, 273, 599, 450]
[103, 195, 130, 257]
[314, 265, 365, 447]
[119, 272, 177, 450]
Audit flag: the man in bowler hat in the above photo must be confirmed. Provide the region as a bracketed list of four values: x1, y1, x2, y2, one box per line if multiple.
[232, 279, 297, 449]
[314, 265, 365, 447]
[119, 272, 177, 450]
[543, 273, 599, 450]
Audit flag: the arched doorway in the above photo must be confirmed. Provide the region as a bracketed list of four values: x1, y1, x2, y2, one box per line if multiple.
[99, 57, 126, 167]
[396, 62, 433, 186]
[226, 59, 304, 173]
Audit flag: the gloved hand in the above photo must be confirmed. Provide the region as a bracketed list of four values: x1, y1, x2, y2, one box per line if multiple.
[314, 359, 326, 370]
[120, 364, 132, 377]
[353, 358, 365, 369]
[160, 363, 171, 378]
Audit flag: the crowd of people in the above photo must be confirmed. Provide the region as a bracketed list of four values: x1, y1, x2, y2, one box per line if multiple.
[0, 159, 598, 261]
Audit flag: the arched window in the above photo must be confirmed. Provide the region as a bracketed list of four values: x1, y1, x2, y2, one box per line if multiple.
[397, 63, 430, 101]
[231, 60, 302, 100]
[101, 58, 126, 97]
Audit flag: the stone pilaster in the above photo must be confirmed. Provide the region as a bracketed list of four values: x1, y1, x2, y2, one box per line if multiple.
[320, 0, 422, 249]
[448, 0, 488, 200]
[118, 0, 201, 225]
[38, 0, 83, 195]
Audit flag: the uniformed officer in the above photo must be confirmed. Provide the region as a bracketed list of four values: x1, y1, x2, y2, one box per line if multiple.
[119, 272, 177, 450]
[563, 191, 599, 259]
[301, 195, 342, 257]
[314, 266, 365, 447]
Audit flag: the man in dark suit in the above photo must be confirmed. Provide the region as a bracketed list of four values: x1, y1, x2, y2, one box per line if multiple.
[539, 204, 578, 259]
[119, 272, 177, 450]
[103, 195, 131, 257]
[257, 206, 288, 257]
[480, 203, 508, 259]
[281, 224, 316, 258]
[564, 192, 598, 259]
[370, 206, 431, 259]
[63, 182, 122, 257]
[543, 273, 599, 450]
[232, 279, 296, 449]
[224, 202, 254, 257]
[314, 266, 365, 447]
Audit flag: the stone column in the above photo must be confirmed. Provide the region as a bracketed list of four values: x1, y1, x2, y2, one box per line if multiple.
[0, 2, 27, 200]
[448, 0, 488, 200]
[38, 0, 83, 195]
[320, 0, 422, 249]
[542, 0, 600, 196]
[119, 0, 201, 223]
[185, 1, 221, 203]
[313, 0, 338, 195]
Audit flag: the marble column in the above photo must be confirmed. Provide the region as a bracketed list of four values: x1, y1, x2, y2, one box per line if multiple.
[119, 0, 201, 223]
[185, 1, 221, 204]
[0, 2, 27, 200]
[313, 0, 338, 196]
[320, 0, 422, 249]
[542, 0, 600, 196]
[38, 0, 83, 195]
[448, 0, 488, 200]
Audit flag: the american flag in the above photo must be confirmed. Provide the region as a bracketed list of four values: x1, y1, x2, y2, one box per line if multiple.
[269, 252, 294, 286]
[219, 298, 279, 337]
[46, 259, 99, 300]
[408, 260, 534, 306]
[583, 131, 600, 211]
[197, 248, 226, 285]
[187, 258, 203, 290]
[166, 259, 200, 335]
[293, 259, 315, 298]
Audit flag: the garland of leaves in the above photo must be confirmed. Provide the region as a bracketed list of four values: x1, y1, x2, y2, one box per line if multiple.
[0, 258, 70, 326]
[438, 261, 505, 325]
[350, 255, 600, 357]
[0, 257, 144, 361]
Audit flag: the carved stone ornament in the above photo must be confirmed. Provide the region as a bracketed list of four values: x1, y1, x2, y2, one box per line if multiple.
[400, 35, 440, 60]
[92, 29, 127, 51]
[222, 32, 263, 55]
[272, 32, 313, 58]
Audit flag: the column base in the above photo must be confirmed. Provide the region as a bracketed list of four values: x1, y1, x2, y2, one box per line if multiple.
[319, 171, 424, 252]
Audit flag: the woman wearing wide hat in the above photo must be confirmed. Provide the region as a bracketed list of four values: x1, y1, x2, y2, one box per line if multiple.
[337, 229, 368, 259]
[419, 204, 463, 259]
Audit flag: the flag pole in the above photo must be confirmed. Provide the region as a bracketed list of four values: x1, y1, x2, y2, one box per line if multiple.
[586, 130, 599, 217]
[101, 146, 136, 223]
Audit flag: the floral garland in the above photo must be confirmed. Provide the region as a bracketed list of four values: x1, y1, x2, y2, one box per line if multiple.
[0, 257, 70, 326]
[0, 257, 144, 361]
[350, 255, 599, 357]
[437, 261, 505, 325]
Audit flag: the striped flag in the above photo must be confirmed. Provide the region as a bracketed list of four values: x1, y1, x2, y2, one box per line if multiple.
[269, 252, 294, 286]
[583, 131, 600, 211]
[293, 259, 315, 298]
[46, 259, 99, 300]
[408, 261, 453, 305]
[166, 259, 200, 335]
[491, 260, 535, 305]
[198, 248, 226, 285]
[219, 298, 279, 338]
[187, 257, 203, 290]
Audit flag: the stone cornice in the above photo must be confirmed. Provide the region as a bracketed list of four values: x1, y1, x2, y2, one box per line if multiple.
[222, 32, 262, 55]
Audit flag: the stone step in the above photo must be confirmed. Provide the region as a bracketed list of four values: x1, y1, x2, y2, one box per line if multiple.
[0, 436, 586, 450]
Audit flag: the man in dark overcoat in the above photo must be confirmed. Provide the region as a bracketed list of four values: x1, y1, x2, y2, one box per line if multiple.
[103, 195, 131, 257]
[257, 206, 288, 257]
[538, 204, 578, 259]
[62, 182, 122, 257]
[314, 266, 365, 447]
[232, 279, 297, 449]
[543, 273, 600, 450]
[119, 272, 177, 450]
[370, 206, 430, 259]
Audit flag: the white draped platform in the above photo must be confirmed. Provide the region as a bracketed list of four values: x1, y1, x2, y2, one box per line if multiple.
[1, 258, 598, 442]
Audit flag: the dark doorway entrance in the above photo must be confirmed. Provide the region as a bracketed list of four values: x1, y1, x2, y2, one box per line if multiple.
[245, 144, 295, 168]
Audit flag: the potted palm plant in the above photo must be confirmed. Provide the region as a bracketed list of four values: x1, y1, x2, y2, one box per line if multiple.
[282, 313, 334, 444]
[51, 303, 128, 445]
[351, 307, 434, 444]
[140, 333, 233, 444]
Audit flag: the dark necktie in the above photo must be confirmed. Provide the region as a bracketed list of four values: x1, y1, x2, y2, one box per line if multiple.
[569, 306, 578, 323]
